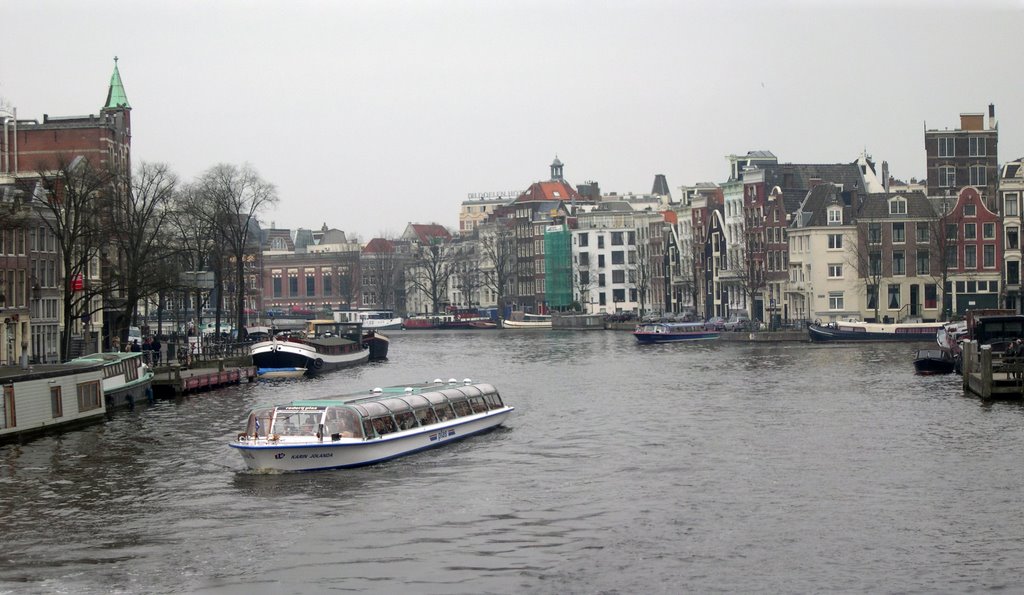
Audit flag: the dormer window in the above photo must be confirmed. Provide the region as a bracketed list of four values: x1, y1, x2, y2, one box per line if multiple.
[827, 206, 842, 225]
[889, 197, 907, 215]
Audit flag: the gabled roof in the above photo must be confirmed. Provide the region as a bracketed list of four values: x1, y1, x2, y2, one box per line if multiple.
[857, 191, 935, 220]
[363, 238, 395, 254]
[403, 223, 451, 244]
[759, 163, 865, 215]
[791, 183, 856, 228]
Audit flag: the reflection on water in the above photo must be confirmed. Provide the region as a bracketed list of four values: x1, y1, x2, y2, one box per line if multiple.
[1, 330, 1023, 593]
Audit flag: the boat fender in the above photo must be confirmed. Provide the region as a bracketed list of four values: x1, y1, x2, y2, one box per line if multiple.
[313, 358, 324, 369]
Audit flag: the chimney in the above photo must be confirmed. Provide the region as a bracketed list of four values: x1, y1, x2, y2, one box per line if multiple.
[989, 103, 996, 129]
[882, 161, 890, 193]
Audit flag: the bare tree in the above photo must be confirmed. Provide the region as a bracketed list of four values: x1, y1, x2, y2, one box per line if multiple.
[408, 236, 454, 314]
[34, 156, 112, 360]
[107, 162, 178, 344]
[193, 164, 277, 339]
[478, 221, 516, 316]
[452, 241, 484, 309]
[361, 238, 403, 312]
[632, 235, 654, 316]
[850, 223, 885, 322]
[169, 183, 219, 332]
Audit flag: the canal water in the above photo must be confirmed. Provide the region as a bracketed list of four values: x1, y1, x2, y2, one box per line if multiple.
[1, 331, 1023, 594]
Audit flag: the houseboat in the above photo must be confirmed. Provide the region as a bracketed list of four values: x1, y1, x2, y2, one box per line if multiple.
[251, 320, 380, 377]
[808, 320, 944, 342]
[230, 379, 514, 472]
[333, 309, 404, 331]
[634, 321, 720, 343]
[68, 352, 154, 410]
[0, 361, 108, 445]
[501, 313, 552, 329]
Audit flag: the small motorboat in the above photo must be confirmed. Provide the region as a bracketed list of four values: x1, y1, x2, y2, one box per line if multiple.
[913, 348, 956, 375]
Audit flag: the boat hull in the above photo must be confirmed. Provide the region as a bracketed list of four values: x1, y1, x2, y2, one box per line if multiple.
[634, 331, 720, 343]
[251, 339, 369, 376]
[501, 320, 552, 329]
[913, 357, 956, 375]
[808, 323, 943, 342]
[230, 408, 513, 472]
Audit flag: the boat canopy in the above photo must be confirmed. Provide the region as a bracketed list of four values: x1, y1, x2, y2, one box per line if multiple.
[243, 383, 506, 441]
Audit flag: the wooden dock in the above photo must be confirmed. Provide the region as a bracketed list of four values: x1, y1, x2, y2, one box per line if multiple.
[961, 341, 1024, 398]
[152, 363, 258, 397]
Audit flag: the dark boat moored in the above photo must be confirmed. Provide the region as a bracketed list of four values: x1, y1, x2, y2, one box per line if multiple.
[913, 349, 955, 375]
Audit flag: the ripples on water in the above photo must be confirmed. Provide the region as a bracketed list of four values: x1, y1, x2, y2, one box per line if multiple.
[1, 331, 1023, 594]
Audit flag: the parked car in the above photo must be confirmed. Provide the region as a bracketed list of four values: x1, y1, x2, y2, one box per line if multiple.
[706, 316, 726, 331]
[724, 315, 752, 331]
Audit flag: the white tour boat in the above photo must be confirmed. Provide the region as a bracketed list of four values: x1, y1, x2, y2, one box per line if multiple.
[230, 379, 514, 472]
[333, 309, 404, 331]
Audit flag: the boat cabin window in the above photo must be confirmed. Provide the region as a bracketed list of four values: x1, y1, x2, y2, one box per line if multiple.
[451, 398, 473, 417]
[246, 407, 275, 437]
[323, 407, 363, 439]
[271, 407, 325, 436]
[483, 392, 504, 410]
[467, 395, 488, 413]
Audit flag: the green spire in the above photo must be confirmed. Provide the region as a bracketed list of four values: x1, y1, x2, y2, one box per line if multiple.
[104, 56, 130, 110]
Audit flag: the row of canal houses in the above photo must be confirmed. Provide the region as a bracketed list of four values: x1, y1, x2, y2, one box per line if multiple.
[454, 105, 1014, 325]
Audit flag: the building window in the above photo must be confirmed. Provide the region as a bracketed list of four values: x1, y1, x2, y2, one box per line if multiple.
[50, 386, 62, 418]
[870, 252, 882, 276]
[1006, 193, 1020, 217]
[940, 167, 956, 187]
[925, 284, 938, 308]
[273, 277, 282, 298]
[579, 270, 589, 285]
[983, 222, 995, 239]
[984, 244, 995, 268]
[77, 381, 102, 412]
[323, 275, 332, 295]
[598, 254, 605, 268]
[938, 136, 955, 157]
[888, 284, 901, 309]
[578, 233, 589, 247]
[969, 166, 987, 187]
[827, 207, 842, 225]
[578, 252, 589, 266]
[827, 264, 843, 278]
[964, 203, 977, 217]
[1008, 227, 1019, 250]
[611, 232, 624, 246]
[916, 222, 929, 243]
[1009, 261, 1020, 286]
[597, 235, 605, 249]
[969, 136, 986, 157]
[889, 198, 907, 215]
[306, 276, 315, 297]
[598, 273, 606, 287]
[867, 285, 878, 310]
[289, 276, 298, 296]
[828, 292, 844, 310]
[612, 270, 625, 283]
[917, 250, 930, 275]
[946, 223, 958, 241]
[611, 251, 625, 265]
[893, 251, 906, 275]
[946, 245, 958, 269]
[868, 223, 881, 244]
[828, 234, 843, 249]
[612, 288, 625, 303]
[892, 222, 905, 243]
[964, 223, 977, 240]
[965, 245, 977, 268]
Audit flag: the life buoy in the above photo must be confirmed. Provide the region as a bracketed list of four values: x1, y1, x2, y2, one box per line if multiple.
[313, 358, 324, 369]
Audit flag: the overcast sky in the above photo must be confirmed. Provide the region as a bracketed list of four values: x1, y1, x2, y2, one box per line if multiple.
[3, 0, 1023, 240]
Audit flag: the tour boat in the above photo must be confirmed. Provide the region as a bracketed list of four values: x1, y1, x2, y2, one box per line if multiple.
[230, 379, 514, 472]
[67, 351, 154, 410]
[251, 320, 385, 377]
[501, 313, 552, 329]
[807, 320, 944, 342]
[633, 321, 720, 343]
